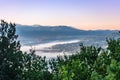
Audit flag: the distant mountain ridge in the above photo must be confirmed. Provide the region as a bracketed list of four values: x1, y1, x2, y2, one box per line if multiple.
[16, 25, 117, 38]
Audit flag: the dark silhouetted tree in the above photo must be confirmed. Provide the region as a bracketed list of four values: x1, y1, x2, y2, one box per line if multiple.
[0, 20, 23, 80]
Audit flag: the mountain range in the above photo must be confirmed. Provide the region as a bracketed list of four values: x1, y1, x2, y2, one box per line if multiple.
[16, 25, 117, 38]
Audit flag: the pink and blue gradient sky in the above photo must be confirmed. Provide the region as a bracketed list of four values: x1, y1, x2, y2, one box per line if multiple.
[0, 0, 120, 30]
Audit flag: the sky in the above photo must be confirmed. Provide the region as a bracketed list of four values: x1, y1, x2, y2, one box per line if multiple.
[0, 0, 120, 30]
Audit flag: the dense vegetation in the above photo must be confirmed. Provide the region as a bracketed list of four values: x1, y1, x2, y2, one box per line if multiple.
[0, 20, 120, 80]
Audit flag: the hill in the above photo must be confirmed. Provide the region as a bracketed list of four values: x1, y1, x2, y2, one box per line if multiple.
[16, 25, 116, 39]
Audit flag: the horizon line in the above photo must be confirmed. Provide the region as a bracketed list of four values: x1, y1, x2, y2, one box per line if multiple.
[16, 23, 119, 31]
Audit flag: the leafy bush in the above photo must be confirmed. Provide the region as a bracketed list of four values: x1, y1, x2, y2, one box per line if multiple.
[50, 38, 120, 80]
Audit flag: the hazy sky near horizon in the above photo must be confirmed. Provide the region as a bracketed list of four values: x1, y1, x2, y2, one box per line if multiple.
[0, 0, 120, 30]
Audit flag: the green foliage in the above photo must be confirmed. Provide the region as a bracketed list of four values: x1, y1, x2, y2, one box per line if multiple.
[107, 38, 120, 61]
[51, 44, 101, 80]
[22, 50, 52, 80]
[0, 20, 52, 80]
[0, 20, 23, 80]
[50, 37, 120, 80]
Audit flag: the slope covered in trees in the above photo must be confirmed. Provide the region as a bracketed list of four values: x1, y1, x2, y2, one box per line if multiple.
[0, 20, 120, 80]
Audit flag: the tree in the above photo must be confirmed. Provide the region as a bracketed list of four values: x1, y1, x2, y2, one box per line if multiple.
[22, 50, 52, 80]
[0, 20, 23, 80]
[0, 20, 53, 80]
[50, 37, 120, 80]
